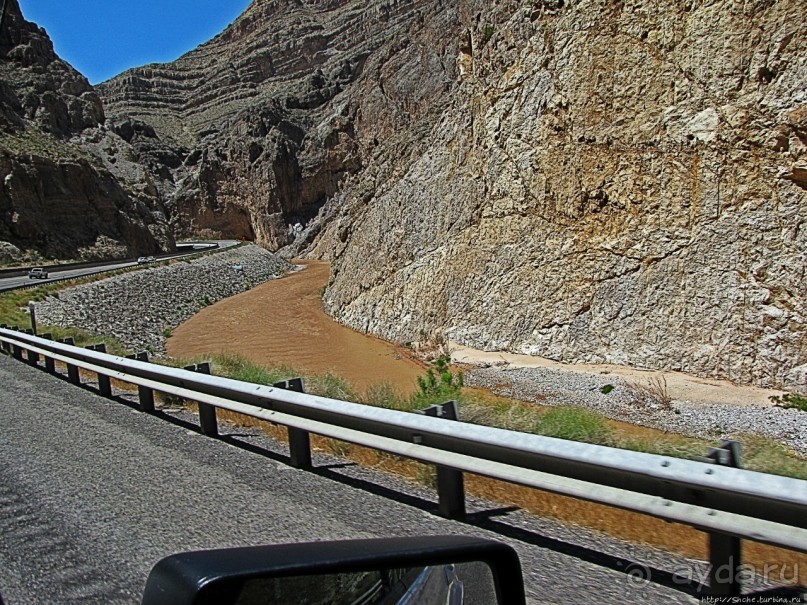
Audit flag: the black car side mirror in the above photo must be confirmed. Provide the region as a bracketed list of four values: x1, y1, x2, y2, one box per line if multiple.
[141, 535, 525, 605]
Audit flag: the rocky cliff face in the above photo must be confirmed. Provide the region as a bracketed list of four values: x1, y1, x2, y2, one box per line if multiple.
[0, 0, 173, 261]
[303, 0, 806, 390]
[98, 0, 461, 249]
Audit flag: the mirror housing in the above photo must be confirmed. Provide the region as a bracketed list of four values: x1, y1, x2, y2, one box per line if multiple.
[141, 535, 525, 605]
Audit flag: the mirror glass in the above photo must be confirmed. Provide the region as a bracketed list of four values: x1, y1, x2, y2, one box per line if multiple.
[233, 561, 497, 605]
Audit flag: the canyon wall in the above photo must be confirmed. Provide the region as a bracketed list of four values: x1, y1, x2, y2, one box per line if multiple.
[309, 0, 806, 389]
[98, 0, 461, 249]
[4, 0, 805, 389]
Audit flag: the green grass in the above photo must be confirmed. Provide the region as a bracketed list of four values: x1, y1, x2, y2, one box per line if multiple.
[741, 436, 807, 480]
[536, 407, 612, 442]
[185, 354, 806, 478]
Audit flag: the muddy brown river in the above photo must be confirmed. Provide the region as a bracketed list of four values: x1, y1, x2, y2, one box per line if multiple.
[166, 261, 425, 394]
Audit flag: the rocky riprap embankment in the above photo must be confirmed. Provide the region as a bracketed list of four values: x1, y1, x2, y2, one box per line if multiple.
[466, 366, 807, 457]
[35, 244, 290, 354]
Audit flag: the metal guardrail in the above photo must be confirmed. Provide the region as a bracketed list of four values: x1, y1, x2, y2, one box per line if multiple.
[0, 244, 228, 293]
[0, 242, 221, 279]
[1, 327, 805, 596]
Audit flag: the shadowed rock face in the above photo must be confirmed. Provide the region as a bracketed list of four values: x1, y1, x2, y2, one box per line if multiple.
[98, 0, 461, 248]
[0, 0, 173, 260]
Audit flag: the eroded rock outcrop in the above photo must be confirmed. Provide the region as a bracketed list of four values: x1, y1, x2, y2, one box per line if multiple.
[6, 0, 806, 390]
[0, 0, 173, 259]
[99, 0, 460, 249]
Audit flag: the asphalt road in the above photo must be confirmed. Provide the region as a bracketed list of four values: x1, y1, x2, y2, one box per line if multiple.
[0, 355, 700, 605]
[0, 259, 143, 291]
[0, 241, 239, 292]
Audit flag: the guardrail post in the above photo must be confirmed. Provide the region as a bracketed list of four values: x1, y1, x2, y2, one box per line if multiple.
[702, 440, 743, 596]
[423, 400, 465, 519]
[28, 301, 37, 335]
[186, 362, 217, 437]
[274, 378, 311, 470]
[58, 337, 79, 383]
[41, 333, 55, 372]
[26, 346, 39, 366]
[86, 344, 112, 397]
[127, 352, 154, 412]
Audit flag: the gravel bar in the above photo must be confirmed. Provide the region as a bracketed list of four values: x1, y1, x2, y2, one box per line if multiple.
[466, 366, 807, 457]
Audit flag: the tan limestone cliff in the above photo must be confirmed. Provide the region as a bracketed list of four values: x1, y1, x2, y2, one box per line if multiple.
[308, 0, 806, 390]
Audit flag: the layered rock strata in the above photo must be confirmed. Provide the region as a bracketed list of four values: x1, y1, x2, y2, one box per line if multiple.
[98, 0, 461, 249]
[6, 0, 806, 390]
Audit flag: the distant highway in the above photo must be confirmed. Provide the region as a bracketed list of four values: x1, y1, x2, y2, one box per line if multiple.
[0, 356, 700, 605]
[0, 240, 239, 293]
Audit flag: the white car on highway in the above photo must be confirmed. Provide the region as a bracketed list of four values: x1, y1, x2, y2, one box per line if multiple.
[27, 268, 49, 279]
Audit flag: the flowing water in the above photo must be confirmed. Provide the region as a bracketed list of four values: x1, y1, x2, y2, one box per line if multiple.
[166, 260, 426, 394]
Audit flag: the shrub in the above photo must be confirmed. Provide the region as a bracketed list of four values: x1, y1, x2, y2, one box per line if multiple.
[482, 25, 495, 44]
[770, 392, 807, 413]
[625, 375, 672, 410]
[411, 355, 463, 408]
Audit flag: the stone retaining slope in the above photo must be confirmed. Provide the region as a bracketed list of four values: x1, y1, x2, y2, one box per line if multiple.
[35, 244, 290, 354]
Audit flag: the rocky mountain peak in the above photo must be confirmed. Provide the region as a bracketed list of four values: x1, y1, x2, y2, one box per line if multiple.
[0, 0, 103, 135]
[0, 0, 173, 262]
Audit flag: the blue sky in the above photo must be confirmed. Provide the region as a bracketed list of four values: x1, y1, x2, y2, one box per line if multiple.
[18, 0, 253, 84]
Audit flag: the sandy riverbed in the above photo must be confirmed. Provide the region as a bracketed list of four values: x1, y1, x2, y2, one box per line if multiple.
[450, 343, 784, 407]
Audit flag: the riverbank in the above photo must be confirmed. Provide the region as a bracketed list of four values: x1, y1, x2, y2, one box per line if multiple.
[167, 260, 426, 394]
[29, 251, 806, 456]
[35, 244, 290, 354]
[456, 347, 807, 457]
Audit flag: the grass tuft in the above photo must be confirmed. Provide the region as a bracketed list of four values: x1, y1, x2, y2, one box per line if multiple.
[770, 392, 807, 412]
[536, 406, 612, 443]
